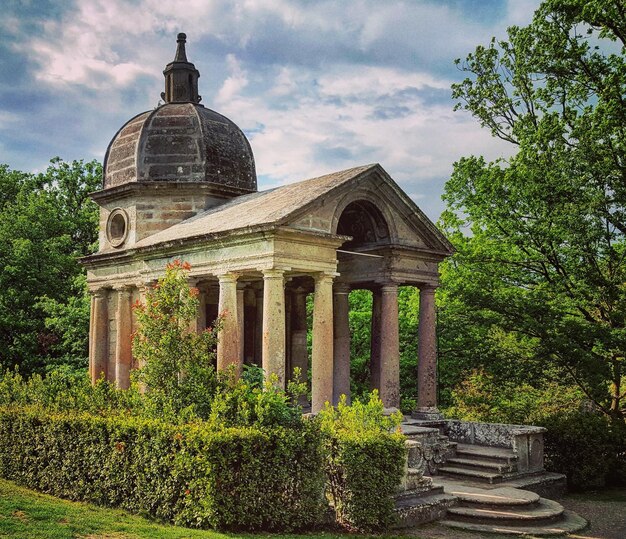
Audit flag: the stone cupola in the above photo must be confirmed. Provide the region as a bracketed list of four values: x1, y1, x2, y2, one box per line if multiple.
[161, 33, 201, 104]
[93, 34, 257, 251]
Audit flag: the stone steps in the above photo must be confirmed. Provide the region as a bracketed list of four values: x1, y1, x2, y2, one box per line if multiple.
[440, 510, 588, 536]
[438, 465, 507, 484]
[440, 482, 587, 536]
[448, 498, 564, 526]
[395, 492, 457, 528]
[446, 456, 515, 473]
[455, 443, 519, 464]
[438, 443, 520, 483]
[445, 484, 540, 507]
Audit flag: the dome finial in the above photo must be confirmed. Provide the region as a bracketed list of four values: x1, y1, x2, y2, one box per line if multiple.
[161, 32, 201, 104]
[174, 33, 188, 62]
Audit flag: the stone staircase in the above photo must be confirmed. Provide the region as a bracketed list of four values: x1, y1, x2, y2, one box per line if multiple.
[393, 418, 587, 534]
[439, 482, 588, 536]
[438, 443, 522, 484]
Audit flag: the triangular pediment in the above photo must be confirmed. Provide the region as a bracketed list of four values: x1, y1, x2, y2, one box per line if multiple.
[283, 164, 453, 255]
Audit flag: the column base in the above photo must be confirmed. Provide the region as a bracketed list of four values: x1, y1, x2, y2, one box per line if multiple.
[412, 407, 443, 420]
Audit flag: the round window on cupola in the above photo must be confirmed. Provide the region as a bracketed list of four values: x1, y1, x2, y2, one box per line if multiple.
[106, 208, 129, 247]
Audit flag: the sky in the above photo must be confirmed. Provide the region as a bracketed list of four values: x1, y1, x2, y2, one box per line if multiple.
[0, 0, 541, 221]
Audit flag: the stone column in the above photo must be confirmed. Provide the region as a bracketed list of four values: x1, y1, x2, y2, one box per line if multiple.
[196, 283, 207, 333]
[237, 283, 245, 364]
[88, 292, 95, 381]
[187, 279, 207, 334]
[414, 284, 441, 419]
[244, 288, 256, 364]
[91, 288, 109, 384]
[312, 273, 334, 413]
[114, 285, 133, 389]
[379, 283, 400, 409]
[217, 273, 241, 375]
[333, 283, 351, 405]
[285, 289, 292, 379]
[254, 287, 263, 365]
[262, 269, 286, 387]
[370, 287, 382, 390]
[290, 287, 308, 404]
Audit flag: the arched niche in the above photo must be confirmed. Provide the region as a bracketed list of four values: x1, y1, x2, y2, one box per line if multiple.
[336, 200, 390, 249]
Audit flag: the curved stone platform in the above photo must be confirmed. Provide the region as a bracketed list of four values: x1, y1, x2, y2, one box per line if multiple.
[438, 481, 587, 536]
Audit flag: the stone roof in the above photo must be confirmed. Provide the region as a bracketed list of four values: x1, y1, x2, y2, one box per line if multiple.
[103, 103, 257, 192]
[133, 164, 376, 249]
[102, 34, 256, 194]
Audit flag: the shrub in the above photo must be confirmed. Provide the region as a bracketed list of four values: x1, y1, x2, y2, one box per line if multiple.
[542, 411, 626, 490]
[319, 392, 406, 531]
[0, 406, 326, 531]
[0, 366, 140, 415]
[133, 260, 219, 420]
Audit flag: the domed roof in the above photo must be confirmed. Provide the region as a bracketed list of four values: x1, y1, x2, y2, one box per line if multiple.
[102, 34, 257, 193]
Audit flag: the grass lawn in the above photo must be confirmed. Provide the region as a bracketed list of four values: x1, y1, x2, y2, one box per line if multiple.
[0, 479, 412, 539]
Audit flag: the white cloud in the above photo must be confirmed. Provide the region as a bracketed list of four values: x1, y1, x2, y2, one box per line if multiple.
[3, 0, 535, 218]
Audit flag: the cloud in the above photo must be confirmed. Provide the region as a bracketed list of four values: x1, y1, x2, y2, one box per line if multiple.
[1, 0, 538, 220]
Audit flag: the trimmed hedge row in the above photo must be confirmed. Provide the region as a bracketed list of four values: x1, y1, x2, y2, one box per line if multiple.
[0, 407, 325, 531]
[542, 411, 626, 490]
[325, 432, 406, 531]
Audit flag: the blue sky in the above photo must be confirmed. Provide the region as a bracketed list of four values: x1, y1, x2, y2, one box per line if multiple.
[0, 0, 540, 220]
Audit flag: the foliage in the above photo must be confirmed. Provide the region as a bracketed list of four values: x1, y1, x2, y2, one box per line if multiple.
[0, 406, 326, 531]
[445, 369, 586, 425]
[444, 0, 626, 418]
[0, 158, 100, 375]
[132, 260, 219, 421]
[445, 369, 626, 489]
[318, 392, 405, 531]
[542, 411, 626, 490]
[0, 367, 139, 416]
[207, 371, 306, 429]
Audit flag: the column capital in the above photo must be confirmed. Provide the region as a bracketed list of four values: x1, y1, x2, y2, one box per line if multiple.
[138, 278, 158, 290]
[419, 282, 439, 293]
[262, 268, 285, 279]
[314, 272, 336, 285]
[90, 287, 110, 298]
[113, 283, 133, 294]
[217, 272, 239, 284]
[186, 276, 202, 287]
[380, 282, 399, 293]
[333, 282, 351, 295]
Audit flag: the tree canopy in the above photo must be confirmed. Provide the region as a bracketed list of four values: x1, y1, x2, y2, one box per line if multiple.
[0, 158, 100, 374]
[443, 0, 626, 418]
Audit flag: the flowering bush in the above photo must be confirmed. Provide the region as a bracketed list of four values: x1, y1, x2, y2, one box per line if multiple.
[132, 260, 219, 420]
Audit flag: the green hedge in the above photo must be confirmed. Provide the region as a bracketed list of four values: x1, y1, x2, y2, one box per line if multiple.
[318, 394, 406, 531]
[324, 432, 406, 531]
[542, 411, 626, 490]
[0, 407, 325, 531]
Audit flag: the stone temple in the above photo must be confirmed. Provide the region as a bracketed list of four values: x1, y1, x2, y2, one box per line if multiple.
[83, 33, 454, 415]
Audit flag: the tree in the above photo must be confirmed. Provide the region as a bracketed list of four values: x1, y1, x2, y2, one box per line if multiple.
[443, 0, 626, 418]
[0, 158, 100, 374]
[132, 260, 218, 419]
